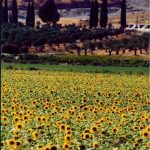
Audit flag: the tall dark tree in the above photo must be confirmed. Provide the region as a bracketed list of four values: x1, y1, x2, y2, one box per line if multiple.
[89, 0, 99, 28]
[2, 0, 8, 24]
[38, 0, 60, 26]
[26, 1, 31, 27]
[30, 0, 35, 28]
[12, 0, 18, 24]
[100, 0, 108, 28]
[120, 0, 126, 29]
[26, 0, 35, 27]
[9, 11, 13, 23]
[26, 0, 35, 28]
[94, 0, 99, 28]
[89, 0, 94, 28]
[0, 0, 2, 24]
[0, 0, 3, 50]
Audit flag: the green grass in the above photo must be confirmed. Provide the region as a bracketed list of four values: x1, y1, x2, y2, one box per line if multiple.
[1, 62, 149, 75]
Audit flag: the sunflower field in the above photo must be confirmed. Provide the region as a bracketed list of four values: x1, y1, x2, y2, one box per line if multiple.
[1, 70, 150, 150]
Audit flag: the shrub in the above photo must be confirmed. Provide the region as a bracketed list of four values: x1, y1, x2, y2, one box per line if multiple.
[2, 44, 19, 54]
[28, 67, 39, 70]
[19, 46, 29, 53]
[5, 65, 14, 70]
[2, 54, 149, 67]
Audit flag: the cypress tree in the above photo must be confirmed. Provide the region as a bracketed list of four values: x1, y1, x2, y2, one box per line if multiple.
[30, 0, 35, 28]
[12, 0, 18, 24]
[0, 0, 2, 24]
[89, 0, 99, 28]
[3, 0, 8, 24]
[0, 0, 3, 50]
[94, 0, 98, 28]
[26, 1, 31, 27]
[38, 0, 60, 26]
[9, 11, 13, 23]
[120, 0, 126, 29]
[26, 0, 35, 28]
[89, 0, 94, 28]
[1, 0, 4, 24]
[100, 0, 108, 28]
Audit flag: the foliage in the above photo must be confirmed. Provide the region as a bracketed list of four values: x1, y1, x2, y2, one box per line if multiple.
[26, 1, 31, 27]
[2, 44, 19, 54]
[30, 0, 35, 28]
[26, 0, 35, 28]
[2, 54, 149, 67]
[2, 0, 8, 24]
[12, 0, 18, 24]
[2, 62, 149, 74]
[1, 24, 37, 47]
[120, 0, 127, 28]
[100, 0, 108, 28]
[1, 24, 149, 56]
[38, 0, 60, 25]
[89, 0, 99, 28]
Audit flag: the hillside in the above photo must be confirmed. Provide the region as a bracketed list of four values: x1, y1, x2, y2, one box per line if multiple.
[8, 0, 149, 10]
[8, 0, 149, 26]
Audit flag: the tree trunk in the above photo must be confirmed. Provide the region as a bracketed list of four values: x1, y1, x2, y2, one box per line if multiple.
[77, 48, 80, 56]
[140, 49, 142, 54]
[53, 22, 57, 27]
[109, 50, 112, 55]
[63, 43, 66, 51]
[145, 48, 148, 53]
[134, 49, 137, 56]
[47, 22, 51, 26]
[84, 49, 87, 56]
[122, 49, 125, 54]
[116, 50, 119, 55]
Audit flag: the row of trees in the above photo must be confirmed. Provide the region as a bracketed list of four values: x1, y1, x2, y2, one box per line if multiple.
[1, 24, 123, 47]
[73, 33, 149, 56]
[39, 0, 127, 28]
[104, 34, 149, 56]
[1, 0, 63, 27]
[1, 24, 149, 56]
[1, 0, 126, 28]
[90, 0, 126, 29]
[1, 0, 18, 24]
[1, 0, 35, 27]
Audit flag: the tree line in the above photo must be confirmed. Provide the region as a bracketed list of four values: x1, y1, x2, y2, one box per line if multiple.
[90, 0, 126, 29]
[1, 0, 35, 27]
[1, 0, 149, 56]
[1, 23, 149, 56]
[1, 0, 60, 27]
[1, 0, 126, 28]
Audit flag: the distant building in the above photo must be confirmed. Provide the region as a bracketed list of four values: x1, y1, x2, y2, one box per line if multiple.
[126, 24, 150, 32]
[80, 18, 89, 28]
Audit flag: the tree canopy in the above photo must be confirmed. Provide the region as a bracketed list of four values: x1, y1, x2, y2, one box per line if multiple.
[89, 0, 99, 28]
[12, 0, 18, 24]
[26, 0, 35, 28]
[120, 0, 127, 28]
[38, 0, 60, 25]
[100, 0, 108, 28]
